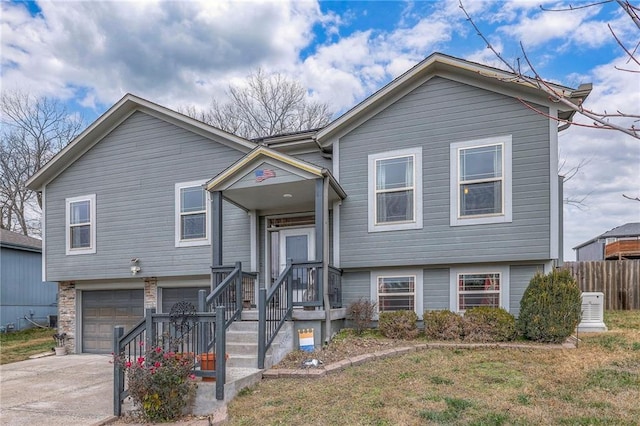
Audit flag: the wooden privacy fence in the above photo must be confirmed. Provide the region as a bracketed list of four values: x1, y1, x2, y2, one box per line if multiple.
[562, 260, 640, 310]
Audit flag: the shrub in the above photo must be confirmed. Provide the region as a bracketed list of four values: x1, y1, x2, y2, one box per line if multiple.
[347, 298, 377, 335]
[423, 310, 463, 340]
[517, 269, 581, 343]
[378, 310, 419, 339]
[462, 307, 517, 342]
[114, 346, 197, 422]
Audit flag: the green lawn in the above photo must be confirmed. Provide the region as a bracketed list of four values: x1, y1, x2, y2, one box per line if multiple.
[0, 327, 55, 364]
[227, 310, 640, 425]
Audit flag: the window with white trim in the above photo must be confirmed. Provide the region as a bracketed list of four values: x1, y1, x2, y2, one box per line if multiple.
[371, 269, 423, 316]
[449, 266, 510, 313]
[377, 275, 415, 312]
[368, 147, 422, 232]
[65, 194, 96, 255]
[457, 273, 500, 311]
[175, 181, 210, 247]
[450, 136, 512, 226]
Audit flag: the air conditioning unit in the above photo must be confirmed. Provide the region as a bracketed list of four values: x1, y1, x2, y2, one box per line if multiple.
[577, 292, 607, 332]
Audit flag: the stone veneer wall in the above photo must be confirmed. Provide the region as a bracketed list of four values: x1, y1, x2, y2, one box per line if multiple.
[58, 281, 76, 353]
[144, 278, 158, 310]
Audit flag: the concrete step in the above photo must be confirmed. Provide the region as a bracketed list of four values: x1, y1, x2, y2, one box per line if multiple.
[226, 342, 258, 354]
[192, 367, 264, 416]
[227, 321, 259, 332]
[227, 353, 271, 369]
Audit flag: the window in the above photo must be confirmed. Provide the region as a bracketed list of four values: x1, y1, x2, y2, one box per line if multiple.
[175, 181, 210, 247]
[371, 269, 423, 316]
[65, 194, 96, 255]
[449, 266, 510, 313]
[458, 273, 500, 310]
[368, 147, 422, 232]
[377, 276, 415, 312]
[450, 136, 512, 226]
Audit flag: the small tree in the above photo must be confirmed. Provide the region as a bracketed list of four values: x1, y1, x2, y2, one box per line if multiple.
[518, 270, 582, 343]
[347, 298, 377, 335]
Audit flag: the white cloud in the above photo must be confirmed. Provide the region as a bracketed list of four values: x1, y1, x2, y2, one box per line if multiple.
[1, 0, 322, 112]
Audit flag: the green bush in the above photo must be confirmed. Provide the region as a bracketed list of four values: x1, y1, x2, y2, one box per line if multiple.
[517, 269, 581, 343]
[347, 298, 377, 335]
[423, 310, 463, 340]
[378, 310, 420, 339]
[462, 307, 517, 342]
[114, 347, 197, 422]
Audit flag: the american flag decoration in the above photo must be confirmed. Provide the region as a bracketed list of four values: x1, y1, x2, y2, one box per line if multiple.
[255, 169, 276, 182]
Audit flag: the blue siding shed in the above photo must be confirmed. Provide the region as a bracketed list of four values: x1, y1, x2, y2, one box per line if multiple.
[0, 229, 58, 331]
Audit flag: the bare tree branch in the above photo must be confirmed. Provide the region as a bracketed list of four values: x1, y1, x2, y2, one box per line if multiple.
[622, 193, 640, 201]
[1, 91, 83, 236]
[180, 69, 333, 139]
[540, 1, 614, 12]
[459, 1, 640, 139]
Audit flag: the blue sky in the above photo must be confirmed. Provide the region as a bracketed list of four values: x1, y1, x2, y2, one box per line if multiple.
[2, 0, 639, 259]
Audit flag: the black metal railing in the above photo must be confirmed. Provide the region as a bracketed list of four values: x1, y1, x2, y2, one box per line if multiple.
[113, 306, 226, 416]
[257, 261, 343, 368]
[209, 262, 257, 325]
[258, 261, 293, 369]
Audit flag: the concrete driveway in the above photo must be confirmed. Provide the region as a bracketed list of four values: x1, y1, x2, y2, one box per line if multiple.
[0, 354, 114, 426]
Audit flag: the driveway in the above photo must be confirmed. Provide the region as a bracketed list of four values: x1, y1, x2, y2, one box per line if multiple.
[0, 354, 114, 426]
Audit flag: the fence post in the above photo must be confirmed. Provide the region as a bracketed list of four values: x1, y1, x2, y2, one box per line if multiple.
[236, 261, 243, 315]
[198, 290, 207, 354]
[113, 326, 124, 416]
[258, 288, 266, 369]
[215, 305, 226, 400]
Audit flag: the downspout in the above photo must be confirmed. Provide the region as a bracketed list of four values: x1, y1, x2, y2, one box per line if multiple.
[322, 175, 331, 344]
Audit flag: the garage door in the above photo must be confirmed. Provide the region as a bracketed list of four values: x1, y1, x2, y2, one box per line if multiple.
[82, 289, 144, 353]
[161, 287, 209, 313]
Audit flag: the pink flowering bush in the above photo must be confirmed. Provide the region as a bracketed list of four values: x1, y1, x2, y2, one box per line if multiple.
[114, 346, 197, 422]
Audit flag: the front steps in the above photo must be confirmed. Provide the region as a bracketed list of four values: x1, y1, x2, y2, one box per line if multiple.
[226, 319, 294, 369]
[192, 319, 294, 417]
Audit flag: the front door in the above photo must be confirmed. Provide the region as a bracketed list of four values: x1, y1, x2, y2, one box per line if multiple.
[277, 227, 316, 303]
[278, 227, 315, 273]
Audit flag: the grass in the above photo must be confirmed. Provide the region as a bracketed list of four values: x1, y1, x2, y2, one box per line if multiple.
[0, 327, 55, 364]
[227, 310, 640, 425]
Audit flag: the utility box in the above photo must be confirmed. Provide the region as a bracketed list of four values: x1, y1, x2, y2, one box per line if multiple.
[577, 292, 607, 332]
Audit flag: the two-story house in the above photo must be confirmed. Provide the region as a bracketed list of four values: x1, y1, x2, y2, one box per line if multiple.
[27, 53, 590, 354]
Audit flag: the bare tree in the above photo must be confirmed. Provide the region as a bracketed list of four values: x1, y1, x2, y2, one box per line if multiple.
[459, 0, 640, 139]
[1, 91, 83, 236]
[180, 69, 333, 139]
[559, 157, 593, 209]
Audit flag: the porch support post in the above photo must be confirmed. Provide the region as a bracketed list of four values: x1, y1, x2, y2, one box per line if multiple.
[314, 178, 324, 263]
[211, 190, 223, 266]
[322, 176, 331, 343]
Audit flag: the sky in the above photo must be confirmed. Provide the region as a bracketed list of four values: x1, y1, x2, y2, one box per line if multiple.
[2, 0, 639, 260]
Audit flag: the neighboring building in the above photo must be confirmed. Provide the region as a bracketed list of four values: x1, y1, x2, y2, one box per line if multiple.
[574, 223, 640, 261]
[0, 229, 58, 331]
[26, 52, 591, 353]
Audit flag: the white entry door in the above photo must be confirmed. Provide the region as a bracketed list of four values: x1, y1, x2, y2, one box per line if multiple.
[278, 227, 315, 272]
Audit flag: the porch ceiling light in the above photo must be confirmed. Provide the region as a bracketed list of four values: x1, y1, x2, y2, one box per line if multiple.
[283, 193, 293, 198]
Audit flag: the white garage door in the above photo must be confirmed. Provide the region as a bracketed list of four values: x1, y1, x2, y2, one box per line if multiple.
[82, 289, 144, 353]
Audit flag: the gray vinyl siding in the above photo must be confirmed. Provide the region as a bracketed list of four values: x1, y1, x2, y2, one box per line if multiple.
[576, 241, 604, 261]
[339, 77, 552, 268]
[45, 111, 250, 281]
[509, 264, 544, 317]
[423, 268, 449, 311]
[0, 247, 58, 330]
[294, 152, 332, 171]
[341, 271, 370, 307]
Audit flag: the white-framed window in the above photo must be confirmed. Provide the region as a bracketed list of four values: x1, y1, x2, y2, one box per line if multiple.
[65, 194, 96, 255]
[368, 147, 422, 232]
[175, 180, 210, 247]
[449, 266, 510, 313]
[371, 269, 423, 316]
[450, 136, 512, 226]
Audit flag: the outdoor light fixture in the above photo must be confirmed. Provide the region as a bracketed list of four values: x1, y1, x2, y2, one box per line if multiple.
[283, 193, 293, 198]
[130, 258, 141, 276]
